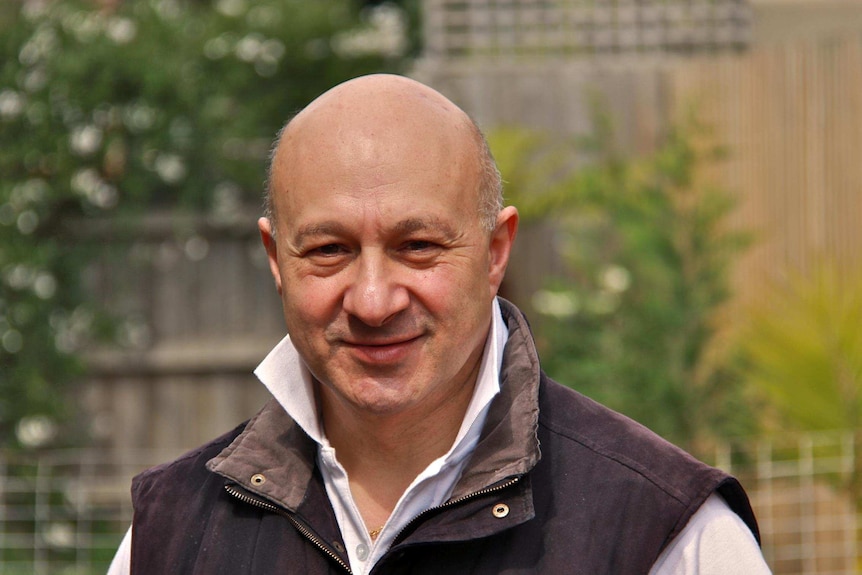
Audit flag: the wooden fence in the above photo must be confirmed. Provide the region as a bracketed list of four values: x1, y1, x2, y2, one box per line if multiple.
[79, 212, 282, 456]
[416, 32, 862, 318]
[667, 35, 862, 309]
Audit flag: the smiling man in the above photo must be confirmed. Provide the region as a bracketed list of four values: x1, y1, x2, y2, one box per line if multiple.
[110, 75, 770, 574]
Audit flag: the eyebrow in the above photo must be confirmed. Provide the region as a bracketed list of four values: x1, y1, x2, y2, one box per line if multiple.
[393, 217, 459, 239]
[290, 222, 349, 249]
[291, 217, 460, 247]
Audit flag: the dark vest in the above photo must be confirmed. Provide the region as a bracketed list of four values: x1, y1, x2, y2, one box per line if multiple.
[129, 375, 758, 575]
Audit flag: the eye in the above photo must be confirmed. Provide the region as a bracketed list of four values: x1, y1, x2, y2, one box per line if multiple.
[313, 243, 345, 256]
[302, 243, 351, 265]
[398, 239, 443, 264]
[403, 240, 434, 252]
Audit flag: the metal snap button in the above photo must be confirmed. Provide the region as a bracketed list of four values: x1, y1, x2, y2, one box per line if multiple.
[333, 541, 345, 553]
[251, 473, 266, 486]
[492, 503, 510, 518]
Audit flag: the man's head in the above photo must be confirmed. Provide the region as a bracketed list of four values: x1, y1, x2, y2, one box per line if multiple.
[258, 74, 518, 421]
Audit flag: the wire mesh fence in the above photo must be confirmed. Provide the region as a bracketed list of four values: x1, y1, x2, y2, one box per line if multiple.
[422, 0, 752, 59]
[707, 431, 860, 575]
[1, 432, 859, 574]
[0, 449, 177, 575]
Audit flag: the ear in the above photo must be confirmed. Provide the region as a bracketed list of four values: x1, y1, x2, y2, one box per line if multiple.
[488, 206, 519, 296]
[258, 217, 283, 295]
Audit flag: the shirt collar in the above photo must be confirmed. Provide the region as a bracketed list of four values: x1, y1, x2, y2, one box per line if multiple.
[253, 298, 508, 448]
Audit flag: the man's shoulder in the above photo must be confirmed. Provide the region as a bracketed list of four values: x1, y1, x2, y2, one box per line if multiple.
[535, 375, 759, 542]
[536, 375, 728, 499]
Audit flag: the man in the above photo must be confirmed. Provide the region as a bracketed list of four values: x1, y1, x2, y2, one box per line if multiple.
[110, 74, 770, 574]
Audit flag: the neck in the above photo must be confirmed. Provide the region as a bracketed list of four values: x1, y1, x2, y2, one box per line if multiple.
[319, 358, 482, 530]
[327, 396, 468, 478]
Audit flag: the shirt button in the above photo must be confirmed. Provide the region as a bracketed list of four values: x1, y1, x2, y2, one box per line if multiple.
[356, 543, 369, 561]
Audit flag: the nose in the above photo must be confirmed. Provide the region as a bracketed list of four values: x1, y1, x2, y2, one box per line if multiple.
[342, 251, 409, 327]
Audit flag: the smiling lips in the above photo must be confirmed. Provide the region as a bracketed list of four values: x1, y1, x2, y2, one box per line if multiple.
[342, 335, 424, 365]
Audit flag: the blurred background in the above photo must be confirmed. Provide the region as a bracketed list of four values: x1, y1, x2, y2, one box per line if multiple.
[1, 0, 861, 572]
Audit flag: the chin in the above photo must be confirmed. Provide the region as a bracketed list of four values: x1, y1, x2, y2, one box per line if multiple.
[347, 382, 418, 413]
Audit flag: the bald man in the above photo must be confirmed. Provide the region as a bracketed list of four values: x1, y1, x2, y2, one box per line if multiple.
[110, 75, 769, 574]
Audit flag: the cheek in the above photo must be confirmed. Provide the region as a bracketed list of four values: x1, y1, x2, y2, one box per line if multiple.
[411, 270, 450, 308]
[281, 274, 343, 331]
[412, 262, 488, 316]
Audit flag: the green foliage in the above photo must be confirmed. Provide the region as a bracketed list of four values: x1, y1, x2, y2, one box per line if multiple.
[489, 115, 752, 450]
[739, 266, 862, 432]
[0, 0, 410, 448]
[736, 265, 862, 506]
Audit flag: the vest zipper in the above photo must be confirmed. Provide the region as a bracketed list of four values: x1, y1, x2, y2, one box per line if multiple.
[226, 476, 520, 573]
[390, 476, 522, 546]
[224, 484, 353, 574]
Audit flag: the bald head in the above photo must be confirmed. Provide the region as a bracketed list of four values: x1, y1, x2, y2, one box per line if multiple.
[264, 74, 502, 233]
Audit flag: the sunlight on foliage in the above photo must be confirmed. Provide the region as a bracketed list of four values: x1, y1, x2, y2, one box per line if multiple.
[740, 266, 862, 432]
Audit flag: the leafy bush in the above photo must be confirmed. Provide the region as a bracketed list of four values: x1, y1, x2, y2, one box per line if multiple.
[739, 266, 862, 432]
[737, 265, 862, 504]
[490, 114, 753, 450]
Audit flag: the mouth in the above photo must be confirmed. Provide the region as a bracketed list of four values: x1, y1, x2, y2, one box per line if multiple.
[341, 335, 424, 365]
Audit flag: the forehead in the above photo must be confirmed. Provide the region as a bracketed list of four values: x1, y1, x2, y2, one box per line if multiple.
[270, 92, 482, 234]
[278, 171, 479, 243]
